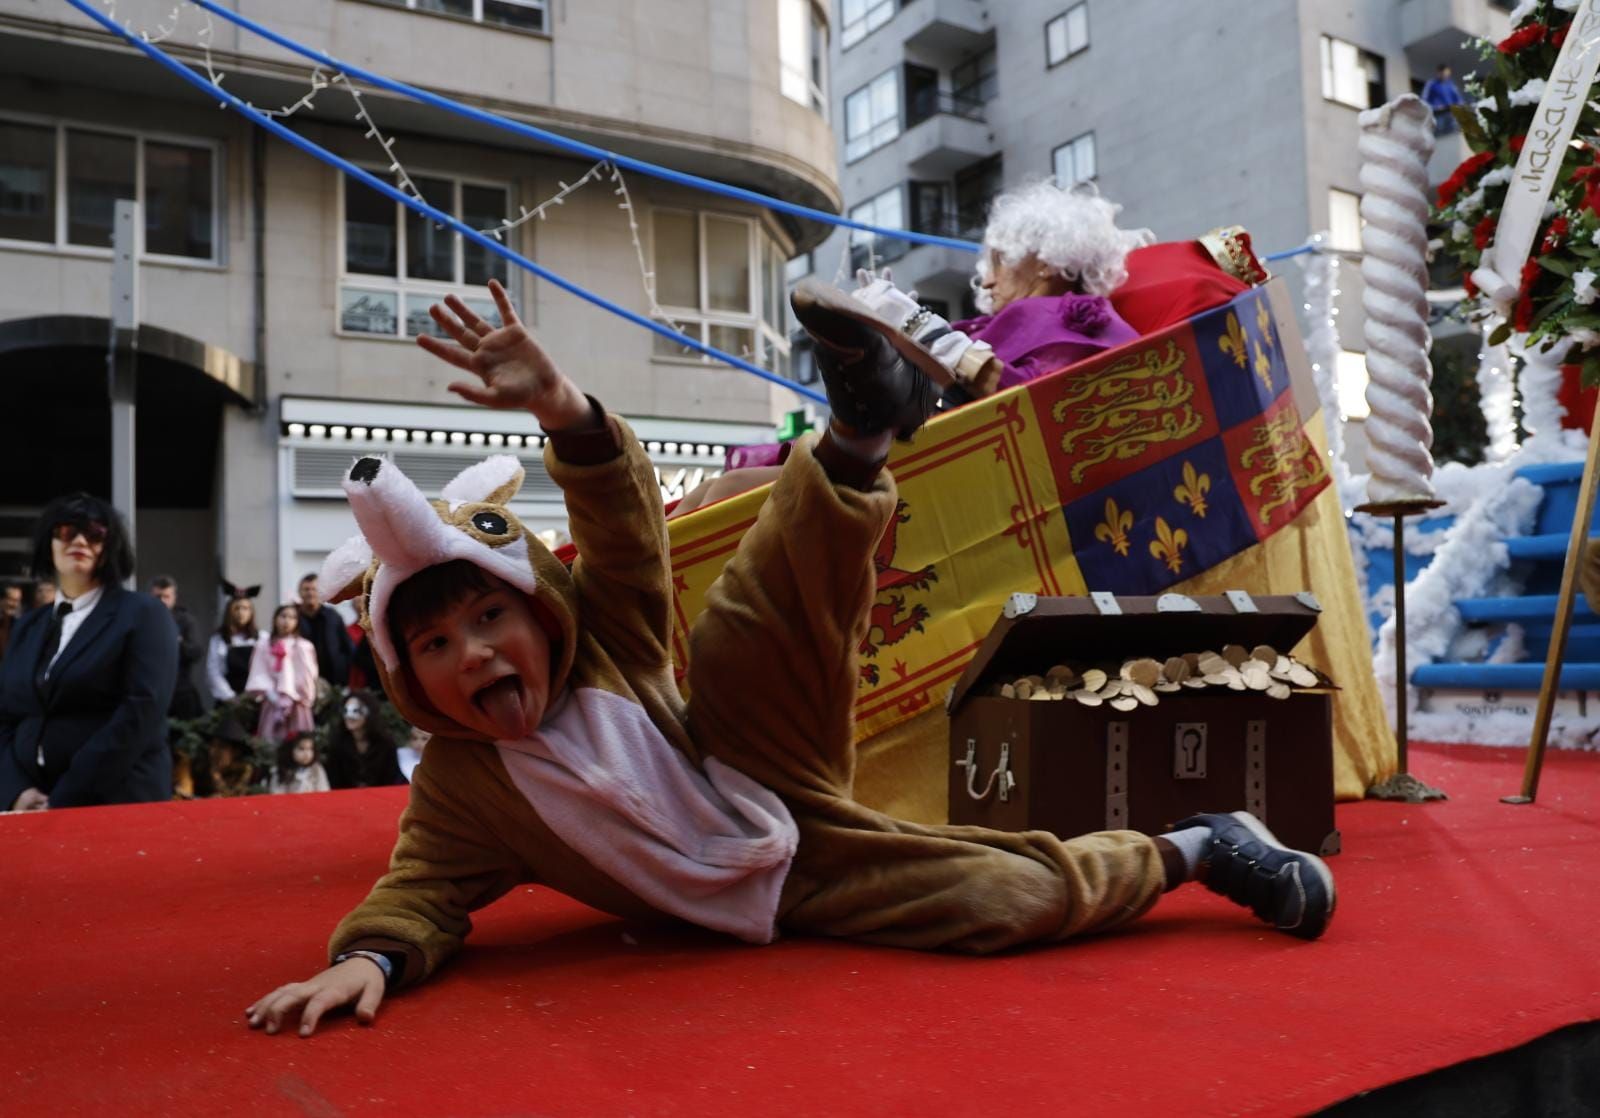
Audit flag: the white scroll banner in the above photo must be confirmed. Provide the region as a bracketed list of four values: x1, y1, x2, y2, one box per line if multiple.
[1472, 1, 1600, 311]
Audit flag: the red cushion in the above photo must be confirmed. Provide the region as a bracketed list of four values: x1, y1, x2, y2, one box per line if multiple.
[1112, 242, 1250, 336]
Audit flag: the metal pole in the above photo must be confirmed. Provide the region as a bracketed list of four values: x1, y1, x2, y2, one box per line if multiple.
[1358, 498, 1447, 802]
[1393, 513, 1408, 776]
[1505, 401, 1600, 803]
[109, 199, 139, 572]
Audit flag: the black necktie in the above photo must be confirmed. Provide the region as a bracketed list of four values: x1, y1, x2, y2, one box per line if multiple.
[35, 601, 75, 689]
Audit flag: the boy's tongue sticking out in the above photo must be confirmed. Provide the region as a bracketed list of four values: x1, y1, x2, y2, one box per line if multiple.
[476, 675, 529, 739]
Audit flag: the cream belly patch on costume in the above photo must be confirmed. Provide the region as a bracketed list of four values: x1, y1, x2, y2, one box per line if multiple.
[496, 686, 797, 943]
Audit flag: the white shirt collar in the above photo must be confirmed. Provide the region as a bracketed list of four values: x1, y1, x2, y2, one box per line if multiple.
[60, 584, 105, 615]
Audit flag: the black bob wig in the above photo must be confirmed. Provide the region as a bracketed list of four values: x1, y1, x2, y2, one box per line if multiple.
[31, 493, 136, 586]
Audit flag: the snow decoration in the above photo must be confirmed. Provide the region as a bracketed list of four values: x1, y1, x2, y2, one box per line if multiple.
[1371, 474, 1544, 721]
[1297, 238, 1351, 489]
[1476, 333, 1519, 463]
[1516, 335, 1569, 447]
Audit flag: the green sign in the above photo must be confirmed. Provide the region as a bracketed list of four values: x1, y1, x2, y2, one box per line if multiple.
[776, 409, 813, 441]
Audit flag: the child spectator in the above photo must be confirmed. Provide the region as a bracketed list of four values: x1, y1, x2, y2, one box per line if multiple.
[246, 279, 1334, 1038]
[271, 732, 331, 794]
[246, 604, 318, 745]
[208, 583, 264, 704]
[325, 690, 406, 789]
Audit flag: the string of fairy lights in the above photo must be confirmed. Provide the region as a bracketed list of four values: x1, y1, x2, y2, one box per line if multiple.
[97, 0, 700, 344]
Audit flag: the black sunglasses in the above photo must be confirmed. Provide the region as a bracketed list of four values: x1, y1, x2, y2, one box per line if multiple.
[52, 520, 109, 546]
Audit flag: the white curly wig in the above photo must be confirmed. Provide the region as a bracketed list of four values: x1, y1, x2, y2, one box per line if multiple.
[972, 181, 1154, 312]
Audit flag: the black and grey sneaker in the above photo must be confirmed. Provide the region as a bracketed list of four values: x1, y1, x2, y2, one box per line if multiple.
[1175, 811, 1337, 940]
[790, 279, 947, 441]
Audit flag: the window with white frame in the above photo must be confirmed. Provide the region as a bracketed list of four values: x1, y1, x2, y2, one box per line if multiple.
[848, 184, 905, 269]
[844, 69, 900, 163]
[339, 171, 511, 339]
[1320, 35, 1385, 110]
[1052, 133, 1096, 187]
[840, 0, 894, 49]
[0, 117, 218, 261]
[1045, 4, 1089, 67]
[650, 209, 793, 379]
[780, 0, 829, 114]
[373, 0, 547, 33]
[1328, 188, 1363, 252]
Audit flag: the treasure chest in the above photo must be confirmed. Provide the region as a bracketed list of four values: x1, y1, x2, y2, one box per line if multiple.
[946, 592, 1339, 856]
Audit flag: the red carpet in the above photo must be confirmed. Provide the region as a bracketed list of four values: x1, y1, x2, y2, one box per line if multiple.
[4, 743, 1599, 1117]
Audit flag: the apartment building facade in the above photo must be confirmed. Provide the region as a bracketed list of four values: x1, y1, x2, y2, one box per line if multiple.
[800, 0, 1514, 469]
[0, 0, 837, 621]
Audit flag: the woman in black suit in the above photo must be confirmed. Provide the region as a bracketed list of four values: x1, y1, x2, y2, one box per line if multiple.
[0, 495, 177, 811]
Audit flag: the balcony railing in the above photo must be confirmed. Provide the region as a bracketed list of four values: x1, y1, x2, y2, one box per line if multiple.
[910, 207, 986, 242]
[905, 90, 986, 131]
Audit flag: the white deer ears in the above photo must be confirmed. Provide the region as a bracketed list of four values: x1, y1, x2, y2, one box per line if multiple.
[320, 453, 530, 607]
[441, 455, 525, 511]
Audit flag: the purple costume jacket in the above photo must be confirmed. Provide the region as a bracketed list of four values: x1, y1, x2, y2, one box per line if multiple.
[952, 291, 1139, 391]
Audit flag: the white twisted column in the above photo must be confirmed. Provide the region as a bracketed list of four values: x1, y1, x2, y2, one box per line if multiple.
[1358, 95, 1437, 505]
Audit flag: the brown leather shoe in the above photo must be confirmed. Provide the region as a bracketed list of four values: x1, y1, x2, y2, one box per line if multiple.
[791, 280, 950, 440]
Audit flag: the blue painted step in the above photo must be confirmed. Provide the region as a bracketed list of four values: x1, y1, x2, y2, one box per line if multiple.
[1516, 461, 1597, 537]
[1454, 595, 1598, 623]
[1518, 623, 1600, 664]
[1505, 533, 1599, 561]
[1411, 661, 1600, 689]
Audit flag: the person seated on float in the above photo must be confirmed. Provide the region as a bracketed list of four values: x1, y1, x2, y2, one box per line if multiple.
[670, 182, 1214, 519]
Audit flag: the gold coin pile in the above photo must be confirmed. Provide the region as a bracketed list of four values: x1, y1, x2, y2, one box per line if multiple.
[988, 644, 1324, 708]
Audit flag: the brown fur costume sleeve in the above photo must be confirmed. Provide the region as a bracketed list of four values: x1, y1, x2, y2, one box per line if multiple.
[543, 416, 674, 673]
[328, 748, 528, 987]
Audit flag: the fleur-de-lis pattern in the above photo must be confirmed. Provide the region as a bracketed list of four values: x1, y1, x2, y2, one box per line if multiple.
[1257, 299, 1273, 348]
[1174, 460, 1210, 517]
[1252, 339, 1273, 394]
[1218, 312, 1248, 369]
[1095, 498, 1134, 556]
[1150, 517, 1188, 574]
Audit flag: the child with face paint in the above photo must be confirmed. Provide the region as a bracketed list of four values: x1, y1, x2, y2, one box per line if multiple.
[325, 689, 406, 790]
[244, 604, 319, 745]
[270, 733, 331, 795]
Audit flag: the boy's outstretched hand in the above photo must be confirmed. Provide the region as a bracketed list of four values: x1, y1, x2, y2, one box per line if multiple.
[245, 958, 385, 1038]
[416, 278, 594, 430]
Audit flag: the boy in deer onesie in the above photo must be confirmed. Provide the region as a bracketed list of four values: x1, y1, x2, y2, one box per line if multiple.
[247, 279, 1335, 1038]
